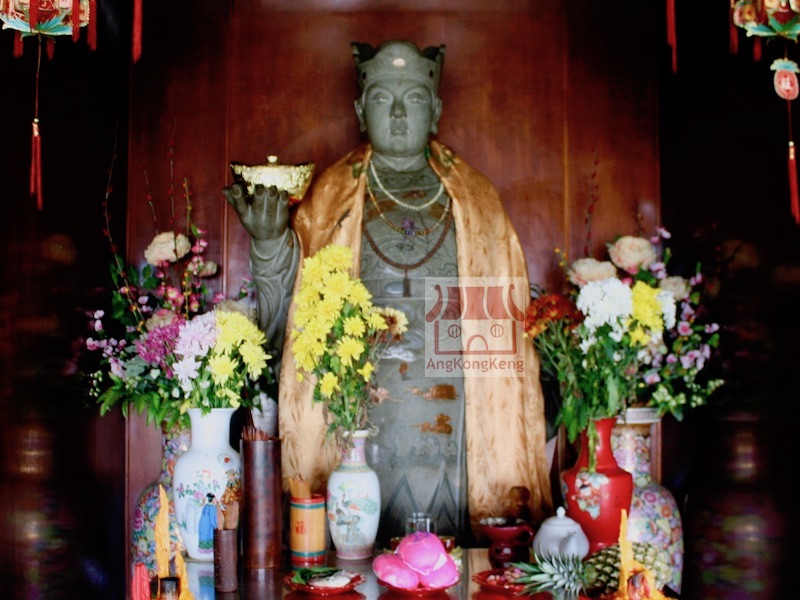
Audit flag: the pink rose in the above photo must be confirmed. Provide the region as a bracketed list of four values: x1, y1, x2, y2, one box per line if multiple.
[567, 258, 617, 287]
[608, 236, 657, 274]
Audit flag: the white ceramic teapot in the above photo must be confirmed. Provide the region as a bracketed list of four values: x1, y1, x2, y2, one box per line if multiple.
[532, 506, 590, 559]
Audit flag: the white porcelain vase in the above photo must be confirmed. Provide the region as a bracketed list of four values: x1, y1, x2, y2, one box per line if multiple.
[173, 407, 241, 561]
[326, 430, 381, 560]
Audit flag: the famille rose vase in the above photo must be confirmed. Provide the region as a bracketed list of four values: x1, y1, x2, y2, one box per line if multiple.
[326, 430, 381, 560]
[173, 408, 241, 561]
[131, 422, 190, 572]
[560, 417, 633, 553]
[612, 407, 684, 594]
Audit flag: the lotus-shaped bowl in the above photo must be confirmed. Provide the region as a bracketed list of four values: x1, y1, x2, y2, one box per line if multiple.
[230, 155, 314, 200]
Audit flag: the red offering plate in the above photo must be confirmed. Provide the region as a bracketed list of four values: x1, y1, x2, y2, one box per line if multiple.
[471, 569, 527, 595]
[376, 578, 456, 597]
[283, 572, 366, 596]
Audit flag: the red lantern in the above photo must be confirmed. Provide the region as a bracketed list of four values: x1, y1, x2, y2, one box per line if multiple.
[0, 0, 95, 55]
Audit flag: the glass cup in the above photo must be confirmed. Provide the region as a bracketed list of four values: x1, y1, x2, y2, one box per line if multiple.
[405, 512, 436, 535]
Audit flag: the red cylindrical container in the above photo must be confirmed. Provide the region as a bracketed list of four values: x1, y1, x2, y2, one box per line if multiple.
[240, 438, 283, 568]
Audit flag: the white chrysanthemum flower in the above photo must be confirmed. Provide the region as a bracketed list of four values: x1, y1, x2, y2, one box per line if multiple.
[657, 290, 677, 329]
[576, 278, 633, 333]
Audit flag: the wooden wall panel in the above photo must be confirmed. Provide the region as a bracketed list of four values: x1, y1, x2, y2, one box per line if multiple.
[125, 0, 231, 575]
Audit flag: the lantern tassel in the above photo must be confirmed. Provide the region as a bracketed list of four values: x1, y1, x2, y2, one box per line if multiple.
[13, 31, 22, 57]
[30, 119, 43, 211]
[790, 142, 799, 224]
[88, 0, 97, 50]
[132, 0, 142, 62]
[30, 38, 43, 211]
[72, 0, 81, 41]
[667, 0, 677, 73]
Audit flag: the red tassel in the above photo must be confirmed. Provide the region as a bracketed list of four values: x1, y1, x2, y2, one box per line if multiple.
[730, 18, 739, 55]
[753, 37, 762, 61]
[132, 0, 142, 62]
[30, 119, 43, 211]
[46, 37, 54, 60]
[13, 31, 23, 57]
[29, 0, 40, 30]
[790, 142, 800, 224]
[72, 0, 81, 41]
[88, 0, 97, 50]
[667, 0, 677, 73]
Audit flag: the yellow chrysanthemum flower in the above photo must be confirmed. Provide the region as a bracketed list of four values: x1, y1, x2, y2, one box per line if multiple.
[348, 281, 373, 308]
[336, 336, 365, 367]
[357, 361, 374, 382]
[322, 270, 353, 303]
[379, 306, 409, 335]
[319, 245, 355, 272]
[319, 371, 340, 397]
[343, 315, 366, 338]
[209, 354, 237, 386]
[631, 280, 664, 332]
[240, 341, 269, 379]
[366, 311, 388, 331]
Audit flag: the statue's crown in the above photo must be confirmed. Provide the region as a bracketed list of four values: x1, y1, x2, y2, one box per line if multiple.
[352, 40, 445, 92]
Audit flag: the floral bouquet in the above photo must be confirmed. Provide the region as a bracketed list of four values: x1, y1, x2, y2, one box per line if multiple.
[525, 228, 723, 468]
[85, 195, 273, 429]
[290, 244, 408, 449]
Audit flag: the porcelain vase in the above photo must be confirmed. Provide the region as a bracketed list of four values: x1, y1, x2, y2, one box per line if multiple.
[560, 417, 633, 553]
[326, 430, 381, 560]
[131, 422, 190, 572]
[173, 407, 241, 561]
[612, 407, 684, 594]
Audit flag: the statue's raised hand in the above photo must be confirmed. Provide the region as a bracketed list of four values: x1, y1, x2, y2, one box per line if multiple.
[223, 183, 291, 242]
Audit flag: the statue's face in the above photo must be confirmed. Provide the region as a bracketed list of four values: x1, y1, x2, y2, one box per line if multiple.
[356, 78, 442, 159]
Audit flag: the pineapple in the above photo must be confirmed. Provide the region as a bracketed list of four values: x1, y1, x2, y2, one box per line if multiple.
[513, 542, 671, 600]
[585, 542, 671, 595]
[513, 552, 594, 600]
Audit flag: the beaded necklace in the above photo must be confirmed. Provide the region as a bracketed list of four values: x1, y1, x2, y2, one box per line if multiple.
[361, 201, 454, 298]
[366, 179, 451, 237]
[369, 162, 444, 211]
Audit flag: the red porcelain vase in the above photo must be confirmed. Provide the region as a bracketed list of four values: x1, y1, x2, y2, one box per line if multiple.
[560, 417, 633, 554]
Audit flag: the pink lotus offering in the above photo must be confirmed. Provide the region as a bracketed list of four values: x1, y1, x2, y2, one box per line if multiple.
[373, 532, 459, 590]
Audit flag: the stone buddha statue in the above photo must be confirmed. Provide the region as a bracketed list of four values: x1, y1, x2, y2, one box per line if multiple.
[224, 40, 552, 546]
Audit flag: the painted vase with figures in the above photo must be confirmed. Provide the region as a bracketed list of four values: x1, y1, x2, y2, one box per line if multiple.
[173, 407, 241, 561]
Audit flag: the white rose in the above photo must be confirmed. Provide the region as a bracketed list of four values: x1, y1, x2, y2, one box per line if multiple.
[608, 236, 657, 274]
[660, 275, 690, 301]
[144, 231, 192, 264]
[568, 258, 618, 287]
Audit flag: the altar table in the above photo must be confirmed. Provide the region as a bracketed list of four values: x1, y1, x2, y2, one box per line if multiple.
[185, 547, 500, 599]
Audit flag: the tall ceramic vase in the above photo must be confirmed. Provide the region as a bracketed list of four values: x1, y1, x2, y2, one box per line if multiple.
[173, 407, 241, 561]
[326, 430, 381, 560]
[131, 422, 190, 572]
[560, 417, 633, 554]
[612, 407, 683, 594]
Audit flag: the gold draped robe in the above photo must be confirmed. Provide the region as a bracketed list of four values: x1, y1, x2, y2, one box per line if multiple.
[278, 140, 553, 524]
